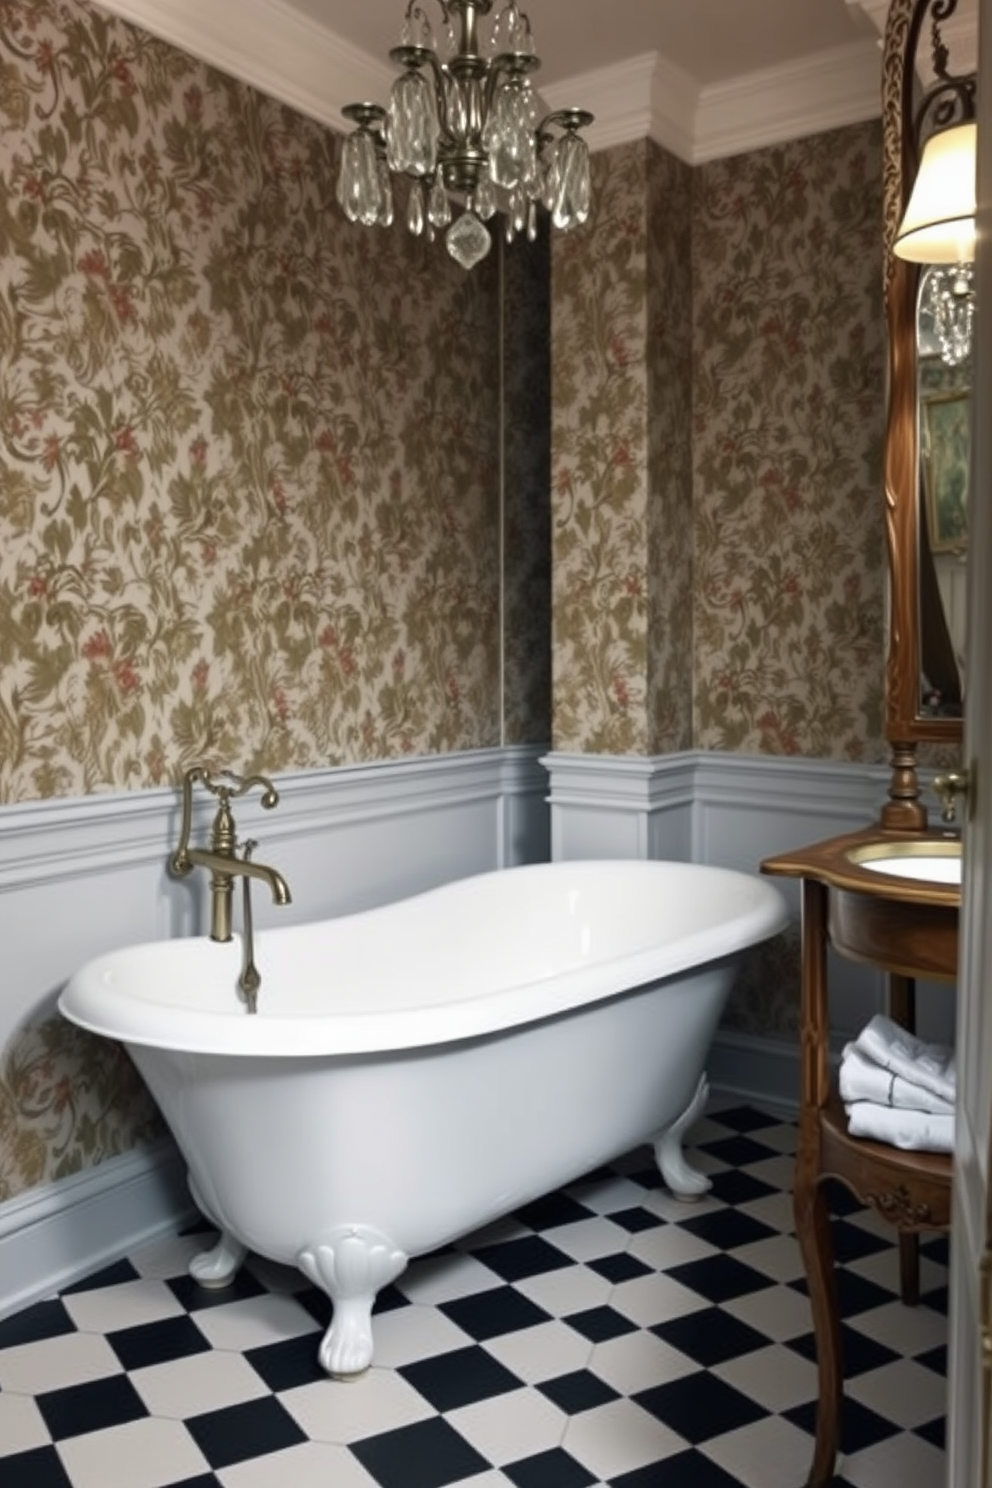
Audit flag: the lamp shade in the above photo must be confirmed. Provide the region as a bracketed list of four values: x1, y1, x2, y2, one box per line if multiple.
[894, 120, 977, 263]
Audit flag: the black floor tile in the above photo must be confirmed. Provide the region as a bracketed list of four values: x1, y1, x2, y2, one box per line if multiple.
[785, 1395, 900, 1454]
[676, 1207, 779, 1252]
[61, 1258, 140, 1294]
[706, 1167, 778, 1207]
[916, 1414, 947, 1449]
[167, 1268, 269, 1312]
[652, 1304, 770, 1367]
[244, 1333, 328, 1392]
[185, 1396, 307, 1469]
[563, 1305, 639, 1344]
[634, 1371, 765, 1443]
[473, 1234, 574, 1282]
[37, 1373, 148, 1441]
[0, 1299, 76, 1350]
[666, 1253, 775, 1306]
[787, 1322, 899, 1378]
[695, 1134, 779, 1167]
[351, 1416, 490, 1488]
[439, 1283, 550, 1340]
[538, 1368, 620, 1414]
[709, 1105, 784, 1135]
[0, 1446, 74, 1488]
[588, 1251, 654, 1284]
[107, 1314, 213, 1371]
[512, 1192, 596, 1231]
[607, 1205, 665, 1234]
[504, 1446, 598, 1487]
[612, 1448, 745, 1486]
[400, 1343, 522, 1411]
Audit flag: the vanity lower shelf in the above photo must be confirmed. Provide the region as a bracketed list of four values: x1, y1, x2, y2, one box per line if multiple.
[814, 1088, 952, 1231]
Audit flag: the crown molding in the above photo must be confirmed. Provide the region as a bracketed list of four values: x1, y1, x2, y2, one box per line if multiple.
[540, 53, 698, 163]
[92, 0, 391, 130]
[95, 0, 883, 164]
[693, 41, 883, 163]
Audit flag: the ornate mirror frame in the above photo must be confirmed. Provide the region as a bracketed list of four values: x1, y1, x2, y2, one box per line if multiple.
[881, 0, 966, 832]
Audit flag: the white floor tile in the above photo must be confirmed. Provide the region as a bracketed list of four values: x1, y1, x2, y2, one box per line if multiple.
[62, 1279, 185, 1334]
[847, 1358, 948, 1430]
[129, 1233, 213, 1282]
[482, 1319, 593, 1383]
[368, 1303, 473, 1369]
[447, 1386, 566, 1464]
[398, 1251, 504, 1306]
[279, 1368, 434, 1444]
[190, 1292, 322, 1353]
[515, 1265, 612, 1317]
[0, 1391, 51, 1454]
[609, 1271, 708, 1328]
[589, 1329, 699, 1395]
[721, 1284, 815, 1342]
[736, 1189, 796, 1236]
[542, 1215, 634, 1262]
[564, 1174, 652, 1214]
[731, 1233, 806, 1283]
[846, 1300, 949, 1357]
[640, 1186, 726, 1224]
[713, 1342, 818, 1413]
[840, 1429, 946, 1488]
[217, 1440, 380, 1487]
[562, 1397, 687, 1479]
[131, 1349, 271, 1418]
[627, 1223, 719, 1271]
[56, 1416, 209, 1488]
[702, 1412, 818, 1488]
[0, 1331, 122, 1394]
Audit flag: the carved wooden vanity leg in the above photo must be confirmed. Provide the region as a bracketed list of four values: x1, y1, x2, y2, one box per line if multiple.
[796, 879, 843, 1486]
[794, 1168, 843, 1486]
[889, 971, 921, 1304]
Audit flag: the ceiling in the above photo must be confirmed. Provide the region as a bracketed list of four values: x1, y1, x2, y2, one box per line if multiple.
[277, 0, 879, 92]
[95, 0, 978, 163]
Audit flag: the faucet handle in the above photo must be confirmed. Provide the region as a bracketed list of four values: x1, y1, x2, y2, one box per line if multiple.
[933, 769, 970, 825]
[171, 765, 280, 876]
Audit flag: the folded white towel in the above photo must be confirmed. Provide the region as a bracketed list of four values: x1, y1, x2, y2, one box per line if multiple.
[845, 1100, 954, 1154]
[853, 1013, 956, 1106]
[839, 1045, 954, 1116]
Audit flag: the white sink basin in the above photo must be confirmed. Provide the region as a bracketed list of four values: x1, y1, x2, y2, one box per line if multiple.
[846, 840, 961, 887]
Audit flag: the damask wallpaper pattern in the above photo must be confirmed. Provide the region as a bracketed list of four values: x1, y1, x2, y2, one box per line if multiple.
[692, 123, 887, 761]
[0, 0, 503, 807]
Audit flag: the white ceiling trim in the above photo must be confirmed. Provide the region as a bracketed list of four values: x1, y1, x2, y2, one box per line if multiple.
[693, 41, 883, 163]
[92, 0, 390, 131]
[95, 0, 883, 164]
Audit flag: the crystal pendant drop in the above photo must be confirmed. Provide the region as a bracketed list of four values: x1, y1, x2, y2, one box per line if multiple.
[446, 211, 492, 269]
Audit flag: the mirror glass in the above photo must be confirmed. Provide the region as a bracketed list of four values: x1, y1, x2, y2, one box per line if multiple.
[916, 262, 971, 718]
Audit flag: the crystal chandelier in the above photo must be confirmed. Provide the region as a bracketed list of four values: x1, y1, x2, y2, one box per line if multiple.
[336, 0, 594, 270]
[920, 262, 974, 367]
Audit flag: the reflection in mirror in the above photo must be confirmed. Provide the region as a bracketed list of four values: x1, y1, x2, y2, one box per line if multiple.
[880, 0, 974, 830]
[917, 262, 970, 718]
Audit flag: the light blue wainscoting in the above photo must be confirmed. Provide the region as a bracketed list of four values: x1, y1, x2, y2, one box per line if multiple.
[0, 745, 549, 1319]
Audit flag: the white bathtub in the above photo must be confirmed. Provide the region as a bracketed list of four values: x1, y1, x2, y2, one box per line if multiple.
[60, 859, 787, 1377]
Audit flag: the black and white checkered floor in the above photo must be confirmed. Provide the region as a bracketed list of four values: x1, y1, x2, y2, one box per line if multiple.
[0, 1102, 948, 1488]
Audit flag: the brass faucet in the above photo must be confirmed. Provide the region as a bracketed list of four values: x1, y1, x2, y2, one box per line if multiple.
[170, 766, 291, 1009]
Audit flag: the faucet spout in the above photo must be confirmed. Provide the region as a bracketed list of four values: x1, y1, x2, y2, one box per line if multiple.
[183, 848, 291, 906]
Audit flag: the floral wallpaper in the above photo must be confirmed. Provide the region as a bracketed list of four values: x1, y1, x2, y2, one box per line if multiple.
[0, 0, 549, 1202]
[0, 1010, 162, 1202]
[0, 0, 504, 806]
[551, 142, 654, 755]
[692, 123, 887, 761]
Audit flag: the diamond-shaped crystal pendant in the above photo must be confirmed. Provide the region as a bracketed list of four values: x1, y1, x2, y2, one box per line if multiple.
[445, 211, 492, 269]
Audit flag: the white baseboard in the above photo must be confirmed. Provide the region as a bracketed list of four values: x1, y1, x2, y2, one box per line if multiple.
[0, 1141, 195, 1321]
[708, 1030, 800, 1114]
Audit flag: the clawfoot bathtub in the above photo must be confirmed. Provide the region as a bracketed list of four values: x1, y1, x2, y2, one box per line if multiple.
[60, 859, 787, 1377]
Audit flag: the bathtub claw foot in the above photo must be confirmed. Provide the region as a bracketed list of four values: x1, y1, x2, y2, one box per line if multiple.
[189, 1230, 248, 1289]
[653, 1073, 712, 1200]
[298, 1225, 408, 1378]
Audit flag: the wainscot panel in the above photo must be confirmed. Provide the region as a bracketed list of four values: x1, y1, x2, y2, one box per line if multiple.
[0, 746, 549, 1317]
[543, 749, 957, 1105]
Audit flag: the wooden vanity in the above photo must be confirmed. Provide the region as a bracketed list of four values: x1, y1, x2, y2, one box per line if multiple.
[762, 826, 960, 1487]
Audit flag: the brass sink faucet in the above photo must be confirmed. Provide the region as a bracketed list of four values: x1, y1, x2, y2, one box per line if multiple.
[170, 765, 291, 1010]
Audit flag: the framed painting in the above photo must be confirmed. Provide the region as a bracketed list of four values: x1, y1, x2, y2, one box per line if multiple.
[921, 390, 970, 554]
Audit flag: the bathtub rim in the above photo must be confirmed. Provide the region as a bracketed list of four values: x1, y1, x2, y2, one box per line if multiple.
[58, 859, 789, 1058]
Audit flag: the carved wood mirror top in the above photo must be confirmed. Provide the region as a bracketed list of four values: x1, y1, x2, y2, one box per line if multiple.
[881, 0, 968, 829]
